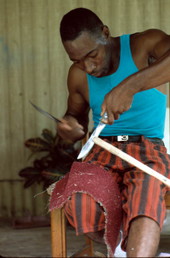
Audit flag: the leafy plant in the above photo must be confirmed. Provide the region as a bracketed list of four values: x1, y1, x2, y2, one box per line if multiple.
[19, 129, 78, 189]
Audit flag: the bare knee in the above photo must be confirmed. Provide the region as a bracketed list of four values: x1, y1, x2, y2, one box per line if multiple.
[126, 216, 160, 257]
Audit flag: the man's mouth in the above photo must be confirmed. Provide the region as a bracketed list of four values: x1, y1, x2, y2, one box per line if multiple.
[91, 71, 101, 77]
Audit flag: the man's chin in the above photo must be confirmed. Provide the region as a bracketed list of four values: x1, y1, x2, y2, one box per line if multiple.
[91, 71, 104, 77]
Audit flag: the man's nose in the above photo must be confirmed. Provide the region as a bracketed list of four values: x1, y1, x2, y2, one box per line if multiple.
[84, 60, 96, 74]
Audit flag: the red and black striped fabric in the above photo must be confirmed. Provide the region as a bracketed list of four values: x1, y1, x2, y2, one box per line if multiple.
[64, 192, 105, 234]
[64, 136, 170, 250]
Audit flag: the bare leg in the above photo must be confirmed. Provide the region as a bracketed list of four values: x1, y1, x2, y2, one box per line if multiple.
[126, 216, 160, 257]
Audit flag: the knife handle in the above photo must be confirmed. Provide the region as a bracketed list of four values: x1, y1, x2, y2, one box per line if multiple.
[100, 112, 108, 123]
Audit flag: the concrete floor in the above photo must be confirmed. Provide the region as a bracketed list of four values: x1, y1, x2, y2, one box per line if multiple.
[0, 221, 106, 257]
[0, 211, 170, 257]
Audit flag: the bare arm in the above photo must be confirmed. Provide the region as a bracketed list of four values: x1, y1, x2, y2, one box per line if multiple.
[57, 65, 90, 142]
[102, 29, 170, 124]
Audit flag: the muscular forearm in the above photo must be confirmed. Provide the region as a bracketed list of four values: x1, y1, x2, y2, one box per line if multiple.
[129, 51, 170, 94]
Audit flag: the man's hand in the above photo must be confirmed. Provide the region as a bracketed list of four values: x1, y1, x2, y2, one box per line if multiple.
[101, 83, 134, 124]
[57, 116, 85, 143]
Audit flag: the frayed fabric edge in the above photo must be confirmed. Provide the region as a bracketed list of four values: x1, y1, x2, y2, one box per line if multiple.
[49, 189, 116, 257]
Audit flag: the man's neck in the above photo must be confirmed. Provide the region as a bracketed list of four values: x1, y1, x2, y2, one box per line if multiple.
[108, 37, 120, 75]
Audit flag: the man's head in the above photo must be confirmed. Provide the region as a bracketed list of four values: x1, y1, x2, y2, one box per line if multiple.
[60, 8, 113, 77]
[60, 8, 104, 42]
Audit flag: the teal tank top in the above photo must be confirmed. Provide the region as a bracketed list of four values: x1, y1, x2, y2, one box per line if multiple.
[87, 34, 167, 139]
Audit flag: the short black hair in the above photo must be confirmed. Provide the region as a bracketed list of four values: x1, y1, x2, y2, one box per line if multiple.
[60, 8, 104, 41]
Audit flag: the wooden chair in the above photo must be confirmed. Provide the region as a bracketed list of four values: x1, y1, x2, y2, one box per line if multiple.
[50, 208, 94, 257]
[49, 190, 170, 257]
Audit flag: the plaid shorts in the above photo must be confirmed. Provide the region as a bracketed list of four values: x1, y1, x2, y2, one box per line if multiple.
[64, 136, 170, 250]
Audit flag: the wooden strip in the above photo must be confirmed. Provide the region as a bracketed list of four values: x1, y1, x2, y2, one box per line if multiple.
[165, 192, 170, 209]
[93, 137, 170, 187]
[51, 208, 66, 257]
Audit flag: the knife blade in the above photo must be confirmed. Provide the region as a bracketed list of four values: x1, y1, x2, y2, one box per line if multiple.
[77, 113, 108, 159]
[29, 101, 62, 123]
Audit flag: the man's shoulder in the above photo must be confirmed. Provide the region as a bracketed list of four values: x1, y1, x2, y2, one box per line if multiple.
[68, 63, 86, 77]
[130, 29, 169, 58]
[68, 65, 88, 91]
[130, 29, 168, 44]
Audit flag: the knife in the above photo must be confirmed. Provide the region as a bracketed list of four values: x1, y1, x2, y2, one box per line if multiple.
[29, 101, 62, 123]
[77, 113, 108, 159]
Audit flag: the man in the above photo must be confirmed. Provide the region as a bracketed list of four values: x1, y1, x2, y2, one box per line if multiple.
[56, 8, 170, 257]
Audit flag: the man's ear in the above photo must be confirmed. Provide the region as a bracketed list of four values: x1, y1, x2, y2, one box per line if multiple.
[102, 25, 110, 39]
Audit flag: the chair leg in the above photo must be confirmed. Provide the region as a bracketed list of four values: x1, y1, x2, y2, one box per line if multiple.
[51, 208, 66, 257]
[50, 207, 94, 257]
[85, 236, 94, 256]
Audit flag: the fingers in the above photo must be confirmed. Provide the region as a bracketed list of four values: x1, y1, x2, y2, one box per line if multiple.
[59, 118, 72, 130]
[101, 106, 123, 124]
[101, 96, 133, 124]
[100, 104, 106, 117]
[100, 82, 135, 125]
[57, 117, 85, 142]
[101, 104, 116, 125]
[59, 118, 84, 131]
